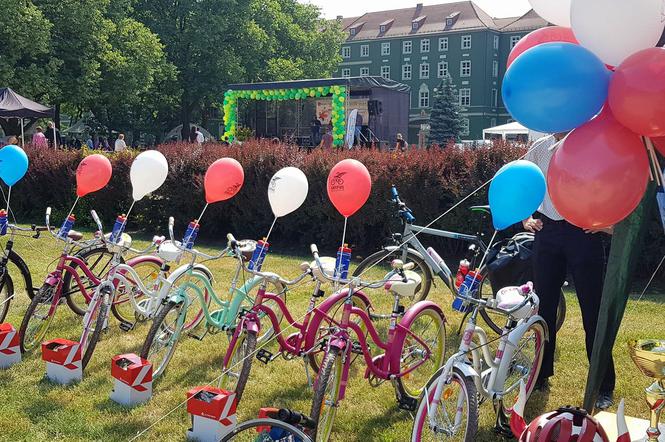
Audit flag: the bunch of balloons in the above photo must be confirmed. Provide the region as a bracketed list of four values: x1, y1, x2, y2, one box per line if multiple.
[501, 0, 664, 229]
[222, 85, 348, 146]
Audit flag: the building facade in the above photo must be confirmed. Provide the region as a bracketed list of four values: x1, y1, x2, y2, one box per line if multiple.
[334, 2, 547, 142]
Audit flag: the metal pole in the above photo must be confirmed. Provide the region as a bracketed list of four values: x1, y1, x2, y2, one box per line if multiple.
[53, 124, 58, 150]
[20, 118, 25, 147]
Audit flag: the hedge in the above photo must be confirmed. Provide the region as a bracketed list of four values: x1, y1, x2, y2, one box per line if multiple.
[10, 142, 664, 281]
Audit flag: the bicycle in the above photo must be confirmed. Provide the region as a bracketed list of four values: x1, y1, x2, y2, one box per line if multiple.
[220, 407, 315, 441]
[411, 277, 548, 441]
[354, 185, 566, 334]
[140, 217, 286, 379]
[19, 208, 163, 353]
[308, 244, 447, 442]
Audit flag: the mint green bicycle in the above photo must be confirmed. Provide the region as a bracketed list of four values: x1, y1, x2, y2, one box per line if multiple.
[139, 217, 285, 379]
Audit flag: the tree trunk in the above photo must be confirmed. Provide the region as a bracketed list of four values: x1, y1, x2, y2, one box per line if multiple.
[180, 93, 192, 141]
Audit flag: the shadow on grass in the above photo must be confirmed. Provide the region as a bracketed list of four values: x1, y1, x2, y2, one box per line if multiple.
[358, 406, 410, 439]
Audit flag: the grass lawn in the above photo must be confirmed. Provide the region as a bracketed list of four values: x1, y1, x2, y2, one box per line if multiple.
[0, 229, 663, 441]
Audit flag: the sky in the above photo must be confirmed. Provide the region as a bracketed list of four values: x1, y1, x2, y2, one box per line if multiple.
[300, 0, 532, 19]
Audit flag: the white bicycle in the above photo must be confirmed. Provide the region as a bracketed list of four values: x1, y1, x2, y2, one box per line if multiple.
[412, 249, 548, 441]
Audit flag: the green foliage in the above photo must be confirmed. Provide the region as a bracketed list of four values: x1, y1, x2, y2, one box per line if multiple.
[429, 77, 464, 146]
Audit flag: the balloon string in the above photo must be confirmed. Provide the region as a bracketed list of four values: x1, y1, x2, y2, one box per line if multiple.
[264, 217, 277, 244]
[5, 186, 11, 214]
[645, 138, 664, 188]
[336, 216, 348, 277]
[120, 200, 137, 233]
[64, 196, 80, 221]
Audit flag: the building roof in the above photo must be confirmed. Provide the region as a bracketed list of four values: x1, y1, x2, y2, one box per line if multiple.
[338, 1, 548, 41]
[228, 76, 411, 93]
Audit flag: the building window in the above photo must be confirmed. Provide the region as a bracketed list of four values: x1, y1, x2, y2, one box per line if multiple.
[412, 22, 419, 31]
[490, 118, 496, 127]
[459, 88, 471, 106]
[360, 67, 370, 77]
[381, 65, 390, 79]
[360, 44, 369, 57]
[510, 35, 521, 49]
[419, 84, 430, 108]
[460, 60, 471, 77]
[461, 118, 470, 136]
[403, 40, 412, 54]
[439, 37, 448, 51]
[420, 63, 430, 79]
[492, 88, 498, 107]
[342, 68, 351, 78]
[421, 39, 430, 53]
[381, 42, 391, 55]
[461, 35, 471, 49]
[493, 35, 499, 50]
[342, 46, 351, 58]
[437, 61, 448, 78]
[402, 64, 412, 80]
[350, 28, 357, 36]
[492, 60, 498, 77]
[380, 25, 386, 33]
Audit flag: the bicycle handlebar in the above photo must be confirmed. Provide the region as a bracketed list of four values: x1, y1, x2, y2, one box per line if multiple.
[167, 216, 228, 260]
[390, 185, 415, 224]
[456, 282, 537, 317]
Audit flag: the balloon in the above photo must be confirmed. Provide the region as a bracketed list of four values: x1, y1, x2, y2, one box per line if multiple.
[204, 157, 244, 203]
[502, 43, 610, 133]
[0, 145, 28, 186]
[548, 110, 650, 229]
[268, 167, 308, 217]
[327, 159, 371, 217]
[608, 48, 665, 137]
[76, 154, 112, 197]
[507, 26, 578, 68]
[489, 160, 546, 231]
[571, 0, 663, 67]
[130, 150, 169, 201]
[529, 0, 571, 27]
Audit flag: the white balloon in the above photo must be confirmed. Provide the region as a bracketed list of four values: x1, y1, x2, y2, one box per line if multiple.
[268, 167, 308, 218]
[130, 150, 169, 201]
[571, 0, 664, 67]
[529, 0, 572, 27]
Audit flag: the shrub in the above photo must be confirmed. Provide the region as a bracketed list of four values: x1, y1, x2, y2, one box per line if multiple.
[10, 141, 664, 281]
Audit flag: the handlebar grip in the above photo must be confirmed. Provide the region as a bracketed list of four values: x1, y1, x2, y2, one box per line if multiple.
[403, 262, 415, 271]
[168, 217, 174, 229]
[390, 185, 398, 199]
[46, 207, 52, 217]
[310, 244, 319, 255]
[227, 233, 236, 242]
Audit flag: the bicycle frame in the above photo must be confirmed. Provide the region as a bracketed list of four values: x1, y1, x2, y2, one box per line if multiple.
[45, 252, 103, 315]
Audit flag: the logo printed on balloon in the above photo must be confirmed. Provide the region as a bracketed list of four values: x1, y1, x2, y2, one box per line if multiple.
[327, 159, 371, 218]
[329, 171, 347, 191]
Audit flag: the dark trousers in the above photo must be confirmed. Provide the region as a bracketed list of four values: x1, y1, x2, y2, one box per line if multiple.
[533, 217, 615, 393]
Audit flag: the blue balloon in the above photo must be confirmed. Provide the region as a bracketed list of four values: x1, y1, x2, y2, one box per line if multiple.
[0, 145, 29, 186]
[502, 42, 611, 133]
[489, 160, 546, 230]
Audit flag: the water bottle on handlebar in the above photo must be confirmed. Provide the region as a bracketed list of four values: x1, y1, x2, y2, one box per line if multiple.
[182, 219, 200, 250]
[454, 271, 484, 313]
[334, 244, 352, 279]
[57, 214, 76, 240]
[248, 238, 269, 271]
[109, 214, 127, 244]
[0, 209, 7, 236]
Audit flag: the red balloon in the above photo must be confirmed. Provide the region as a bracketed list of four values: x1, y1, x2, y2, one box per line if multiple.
[507, 26, 578, 68]
[76, 154, 112, 197]
[327, 159, 371, 217]
[204, 158, 244, 203]
[548, 110, 650, 229]
[609, 47, 665, 137]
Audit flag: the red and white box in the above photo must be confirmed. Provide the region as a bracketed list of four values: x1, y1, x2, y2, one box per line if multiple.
[110, 353, 152, 406]
[186, 386, 237, 442]
[0, 323, 21, 368]
[41, 338, 82, 384]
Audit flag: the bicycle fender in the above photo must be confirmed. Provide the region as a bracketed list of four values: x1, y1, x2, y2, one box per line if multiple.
[454, 361, 480, 380]
[399, 301, 446, 326]
[125, 254, 163, 267]
[381, 246, 429, 267]
[507, 315, 549, 347]
[167, 263, 213, 283]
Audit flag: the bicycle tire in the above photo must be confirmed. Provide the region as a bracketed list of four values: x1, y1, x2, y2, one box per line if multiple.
[140, 300, 186, 378]
[412, 366, 478, 442]
[8, 250, 35, 300]
[19, 283, 57, 353]
[110, 259, 164, 326]
[63, 246, 117, 316]
[0, 273, 14, 324]
[219, 331, 257, 402]
[220, 418, 312, 441]
[80, 294, 108, 370]
[310, 347, 342, 442]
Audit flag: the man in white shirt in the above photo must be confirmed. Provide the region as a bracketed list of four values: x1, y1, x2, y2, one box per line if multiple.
[194, 127, 204, 144]
[523, 133, 615, 410]
[114, 133, 127, 152]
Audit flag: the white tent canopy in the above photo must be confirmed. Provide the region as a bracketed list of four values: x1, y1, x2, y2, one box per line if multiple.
[483, 121, 547, 142]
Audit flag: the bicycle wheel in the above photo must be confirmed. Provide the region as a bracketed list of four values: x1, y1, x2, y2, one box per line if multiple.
[219, 331, 257, 402]
[63, 246, 116, 316]
[167, 268, 211, 332]
[220, 418, 312, 441]
[394, 305, 446, 400]
[80, 293, 109, 369]
[19, 283, 57, 352]
[0, 273, 14, 324]
[140, 300, 186, 378]
[353, 249, 432, 318]
[310, 347, 343, 442]
[411, 366, 478, 442]
[500, 320, 546, 406]
[110, 259, 163, 325]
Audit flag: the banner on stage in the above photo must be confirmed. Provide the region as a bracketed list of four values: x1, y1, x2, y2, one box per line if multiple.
[316, 99, 368, 125]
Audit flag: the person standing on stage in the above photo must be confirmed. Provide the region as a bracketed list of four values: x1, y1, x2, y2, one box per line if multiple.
[523, 132, 615, 410]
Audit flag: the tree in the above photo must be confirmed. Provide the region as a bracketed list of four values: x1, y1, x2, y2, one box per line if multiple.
[429, 77, 464, 146]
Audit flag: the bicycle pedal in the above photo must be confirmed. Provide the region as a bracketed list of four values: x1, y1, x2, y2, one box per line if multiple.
[256, 349, 273, 364]
[397, 395, 418, 412]
[118, 321, 135, 332]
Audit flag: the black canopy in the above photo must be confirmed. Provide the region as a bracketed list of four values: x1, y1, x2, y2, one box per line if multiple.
[0, 87, 53, 119]
[228, 76, 410, 93]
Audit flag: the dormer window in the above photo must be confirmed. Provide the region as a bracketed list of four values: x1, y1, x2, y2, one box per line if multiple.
[446, 18, 453, 27]
[348, 22, 365, 37]
[412, 16, 426, 31]
[445, 11, 461, 29]
[412, 22, 419, 31]
[379, 19, 394, 34]
[350, 28, 356, 36]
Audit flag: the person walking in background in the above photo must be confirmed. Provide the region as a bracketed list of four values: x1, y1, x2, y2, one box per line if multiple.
[194, 126, 204, 144]
[310, 117, 321, 146]
[31, 126, 48, 148]
[45, 121, 61, 148]
[86, 135, 94, 149]
[395, 133, 407, 152]
[319, 126, 333, 150]
[523, 132, 615, 410]
[114, 133, 127, 152]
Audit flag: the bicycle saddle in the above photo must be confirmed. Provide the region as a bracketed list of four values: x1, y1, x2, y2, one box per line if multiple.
[310, 256, 336, 283]
[384, 270, 422, 298]
[158, 240, 183, 262]
[67, 230, 84, 241]
[495, 285, 532, 320]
